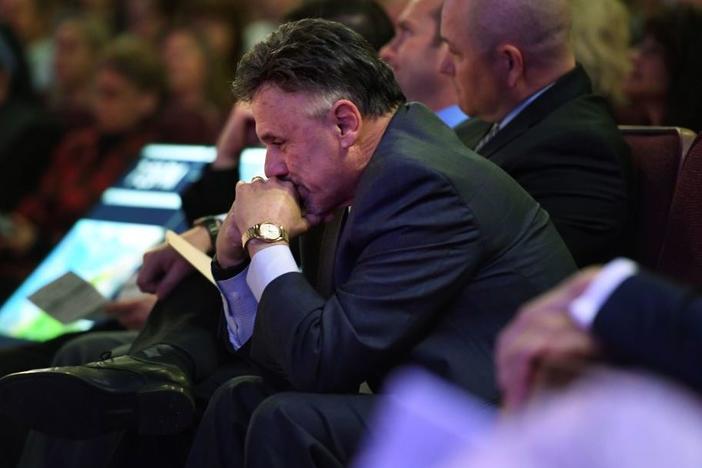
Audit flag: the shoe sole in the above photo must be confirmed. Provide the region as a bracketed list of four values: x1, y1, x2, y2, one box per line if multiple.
[0, 372, 194, 439]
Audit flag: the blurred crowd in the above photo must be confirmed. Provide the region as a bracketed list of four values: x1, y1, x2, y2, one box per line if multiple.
[0, 0, 701, 295]
[0, 0, 278, 295]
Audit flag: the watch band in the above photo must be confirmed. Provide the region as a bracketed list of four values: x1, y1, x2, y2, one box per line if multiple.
[193, 215, 222, 251]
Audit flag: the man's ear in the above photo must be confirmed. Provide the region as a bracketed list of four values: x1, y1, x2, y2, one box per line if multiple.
[497, 44, 524, 88]
[331, 100, 361, 149]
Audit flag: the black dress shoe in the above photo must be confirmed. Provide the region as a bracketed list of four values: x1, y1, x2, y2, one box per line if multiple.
[0, 354, 194, 439]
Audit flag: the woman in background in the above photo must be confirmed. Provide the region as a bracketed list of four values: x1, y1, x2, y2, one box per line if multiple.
[0, 36, 165, 265]
[49, 14, 109, 130]
[157, 25, 228, 143]
[620, 5, 702, 132]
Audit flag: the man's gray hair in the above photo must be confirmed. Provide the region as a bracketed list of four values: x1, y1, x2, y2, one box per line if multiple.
[232, 19, 406, 118]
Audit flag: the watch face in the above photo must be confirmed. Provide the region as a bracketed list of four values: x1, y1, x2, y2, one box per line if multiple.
[259, 224, 281, 239]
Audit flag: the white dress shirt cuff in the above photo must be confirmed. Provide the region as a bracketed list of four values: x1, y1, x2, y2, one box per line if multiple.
[568, 258, 639, 329]
[216, 266, 258, 350]
[246, 244, 298, 302]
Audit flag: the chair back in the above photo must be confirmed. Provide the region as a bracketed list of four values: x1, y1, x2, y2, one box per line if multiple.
[619, 126, 697, 269]
[658, 133, 702, 285]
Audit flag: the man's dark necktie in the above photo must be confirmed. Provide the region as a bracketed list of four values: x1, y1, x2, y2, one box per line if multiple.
[474, 123, 500, 152]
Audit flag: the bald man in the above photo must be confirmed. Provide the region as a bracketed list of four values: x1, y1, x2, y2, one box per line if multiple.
[380, 0, 466, 127]
[442, 0, 633, 267]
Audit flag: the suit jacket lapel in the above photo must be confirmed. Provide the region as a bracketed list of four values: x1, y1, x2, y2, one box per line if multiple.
[460, 65, 594, 158]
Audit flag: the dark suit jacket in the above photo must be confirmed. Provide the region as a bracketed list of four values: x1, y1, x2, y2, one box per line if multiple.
[249, 103, 576, 403]
[456, 65, 633, 267]
[594, 272, 702, 392]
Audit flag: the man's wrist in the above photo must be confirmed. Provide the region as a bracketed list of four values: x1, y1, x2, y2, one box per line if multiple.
[193, 216, 222, 253]
[568, 258, 639, 329]
[211, 253, 248, 280]
[247, 239, 289, 258]
[213, 243, 246, 269]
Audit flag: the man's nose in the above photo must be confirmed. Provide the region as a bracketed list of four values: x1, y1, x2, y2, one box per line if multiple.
[264, 150, 288, 179]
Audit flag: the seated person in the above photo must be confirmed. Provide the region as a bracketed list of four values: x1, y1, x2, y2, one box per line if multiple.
[618, 4, 702, 132]
[0, 18, 575, 467]
[156, 25, 228, 144]
[379, 0, 468, 127]
[49, 15, 110, 132]
[0, 36, 165, 265]
[181, 0, 395, 220]
[497, 258, 702, 409]
[445, 0, 634, 267]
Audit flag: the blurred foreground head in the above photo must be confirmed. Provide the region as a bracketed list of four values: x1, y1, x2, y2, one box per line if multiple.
[450, 368, 702, 468]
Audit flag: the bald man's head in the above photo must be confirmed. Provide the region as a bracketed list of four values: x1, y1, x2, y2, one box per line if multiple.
[465, 0, 572, 66]
[440, 0, 576, 121]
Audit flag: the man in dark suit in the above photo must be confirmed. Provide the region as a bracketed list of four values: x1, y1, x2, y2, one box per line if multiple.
[497, 258, 702, 410]
[0, 19, 574, 465]
[441, 0, 633, 267]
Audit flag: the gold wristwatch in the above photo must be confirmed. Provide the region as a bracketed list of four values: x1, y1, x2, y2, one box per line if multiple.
[241, 223, 289, 250]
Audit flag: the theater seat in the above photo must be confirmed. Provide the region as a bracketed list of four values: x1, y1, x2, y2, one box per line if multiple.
[619, 126, 697, 269]
[658, 133, 702, 286]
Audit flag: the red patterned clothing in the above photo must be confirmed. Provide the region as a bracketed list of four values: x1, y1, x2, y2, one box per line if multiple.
[16, 126, 154, 243]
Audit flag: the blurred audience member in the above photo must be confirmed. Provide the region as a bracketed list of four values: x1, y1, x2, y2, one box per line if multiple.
[0, 36, 165, 266]
[497, 258, 702, 411]
[620, 5, 702, 131]
[287, 0, 394, 51]
[0, 0, 56, 93]
[380, 0, 466, 126]
[355, 368, 702, 468]
[72, 0, 117, 30]
[121, 0, 177, 45]
[186, 0, 245, 77]
[157, 25, 228, 143]
[0, 25, 61, 215]
[50, 14, 109, 129]
[453, 369, 702, 468]
[241, 0, 302, 50]
[570, 0, 631, 108]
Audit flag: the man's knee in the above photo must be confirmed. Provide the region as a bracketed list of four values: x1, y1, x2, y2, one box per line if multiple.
[247, 392, 343, 449]
[204, 376, 273, 423]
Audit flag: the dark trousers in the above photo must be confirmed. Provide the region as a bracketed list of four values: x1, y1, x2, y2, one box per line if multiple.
[19, 270, 372, 467]
[186, 376, 376, 468]
[128, 272, 226, 380]
[0, 321, 125, 467]
[17, 273, 254, 468]
[128, 273, 374, 468]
